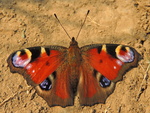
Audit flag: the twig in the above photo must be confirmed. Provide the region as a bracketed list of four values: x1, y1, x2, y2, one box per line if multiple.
[0, 87, 33, 107]
[136, 63, 150, 101]
[0, 93, 18, 107]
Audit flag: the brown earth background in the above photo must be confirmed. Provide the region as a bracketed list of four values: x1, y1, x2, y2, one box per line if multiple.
[0, 0, 150, 113]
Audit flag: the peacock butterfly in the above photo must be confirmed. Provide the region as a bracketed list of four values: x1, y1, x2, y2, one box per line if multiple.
[7, 10, 139, 107]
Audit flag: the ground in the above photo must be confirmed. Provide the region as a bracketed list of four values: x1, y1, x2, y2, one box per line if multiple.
[0, 0, 150, 113]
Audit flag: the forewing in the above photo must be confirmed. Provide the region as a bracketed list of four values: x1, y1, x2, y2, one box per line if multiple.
[81, 44, 139, 82]
[7, 46, 67, 84]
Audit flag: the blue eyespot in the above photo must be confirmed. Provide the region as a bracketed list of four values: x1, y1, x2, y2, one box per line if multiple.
[100, 76, 111, 88]
[39, 78, 52, 90]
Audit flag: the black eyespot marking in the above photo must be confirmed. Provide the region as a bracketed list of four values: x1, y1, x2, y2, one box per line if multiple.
[97, 46, 102, 54]
[39, 78, 52, 90]
[45, 48, 50, 56]
[52, 71, 56, 79]
[93, 69, 97, 77]
[46, 61, 50, 66]
[20, 50, 26, 56]
[100, 76, 111, 88]
[121, 46, 126, 51]
[28, 47, 41, 62]
[106, 44, 118, 59]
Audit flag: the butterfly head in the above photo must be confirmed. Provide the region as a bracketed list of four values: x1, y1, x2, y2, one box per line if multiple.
[70, 37, 78, 47]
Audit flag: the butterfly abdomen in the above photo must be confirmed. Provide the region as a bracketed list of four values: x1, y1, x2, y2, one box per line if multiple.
[65, 42, 83, 94]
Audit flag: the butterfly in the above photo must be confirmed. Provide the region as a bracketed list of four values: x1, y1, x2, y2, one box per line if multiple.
[7, 11, 139, 107]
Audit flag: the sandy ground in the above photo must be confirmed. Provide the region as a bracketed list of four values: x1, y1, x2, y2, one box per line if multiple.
[0, 0, 150, 113]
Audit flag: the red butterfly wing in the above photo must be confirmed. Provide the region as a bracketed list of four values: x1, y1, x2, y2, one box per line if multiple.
[7, 41, 139, 107]
[7, 46, 66, 84]
[79, 62, 115, 105]
[81, 44, 139, 81]
[36, 64, 74, 107]
[7, 46, 75, 107]
[79, 44, 139, 105]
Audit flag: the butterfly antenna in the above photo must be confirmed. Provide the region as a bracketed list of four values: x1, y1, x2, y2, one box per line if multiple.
[54, 14, 71, 39]
[76, 10, 90, 40]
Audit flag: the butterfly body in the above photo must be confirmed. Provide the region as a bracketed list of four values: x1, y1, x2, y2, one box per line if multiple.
[7, 37, 139, 107]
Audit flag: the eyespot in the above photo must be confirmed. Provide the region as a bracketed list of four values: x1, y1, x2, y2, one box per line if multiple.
[100, 76, 111, 88]
[12, 50, 31, 67]
[116, 46, 135, 63]
[39, 78, 52, 90]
